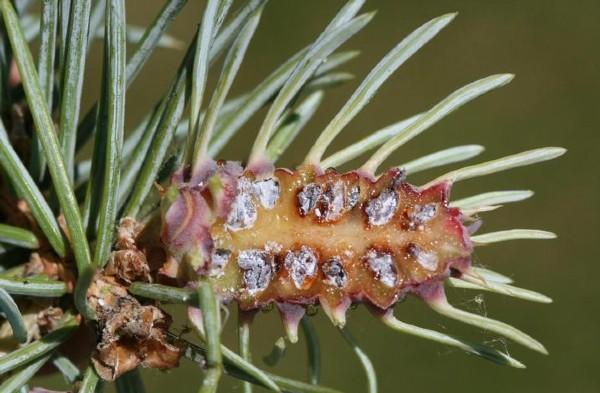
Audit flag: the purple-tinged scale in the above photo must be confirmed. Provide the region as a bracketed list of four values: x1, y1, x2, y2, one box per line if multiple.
[315, 181, 345, 221]
[322, 257, 348, 288]
[365, 189, 398, 226]
[298, 183, 322, 216]
[253, 178, 280, 209]
[408, 244, 439, 271]
[409, 203, 438, 229]
[209, 248, 231, 277]
[237, 249, 274, 294]
[226, 178, 257, 231]
[365, 249, 397, 287]
[284, 246, 318, 289]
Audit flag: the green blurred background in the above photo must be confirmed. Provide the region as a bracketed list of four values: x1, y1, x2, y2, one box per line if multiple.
[39, 0, 600, 392]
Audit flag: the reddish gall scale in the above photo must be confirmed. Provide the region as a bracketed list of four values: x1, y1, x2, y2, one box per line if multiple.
[160, 161, 472, 321]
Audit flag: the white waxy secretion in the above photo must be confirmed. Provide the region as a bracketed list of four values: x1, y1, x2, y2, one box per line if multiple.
[348, 185, 360, 209]
[408, 244, 439, 271]
[365, 249, 397, 287]
[409, 203, 438, 229]
[226, 178, 257, 231]
[391, 169, 406, 188]
[365, 189, 399, 226]
[297, 183, 322, 216]
[209, 248, 231, 277]
[237, 249, 274, 293]
[315, 181, 345, 221]
[253, 178, 280, 209]
[284, 246, 318, 289]
[322, 256, 348, 288]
